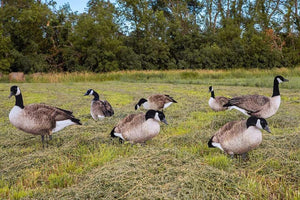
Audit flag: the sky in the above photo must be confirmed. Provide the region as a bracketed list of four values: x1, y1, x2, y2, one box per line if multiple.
[54, 0, 89, 13]
[53, 0, 117, 13]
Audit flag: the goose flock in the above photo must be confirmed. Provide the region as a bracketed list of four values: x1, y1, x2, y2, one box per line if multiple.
[8, 75, 288, 159]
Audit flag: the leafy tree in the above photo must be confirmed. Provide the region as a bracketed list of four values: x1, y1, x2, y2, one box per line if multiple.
[0, 29, 13, 72]
[67, 0, 122, 72]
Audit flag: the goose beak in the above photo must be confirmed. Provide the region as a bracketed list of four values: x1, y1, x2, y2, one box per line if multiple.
[283, 78, 289, 82]
[84, 92, 89, 96]
[161, 119, 168, 125]
[8, 92, 13, 98]
[264, 125, 271, 133]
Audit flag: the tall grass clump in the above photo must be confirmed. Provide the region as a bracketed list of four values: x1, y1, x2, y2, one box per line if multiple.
[205, 154, 232, 170]
[2, 67, 300, 89]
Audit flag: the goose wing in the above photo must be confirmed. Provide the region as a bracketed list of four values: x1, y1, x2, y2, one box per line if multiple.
[228, 95, 270, 113]
[115, 113, 144, 133]
[22, 104, 55, 131]
[213, 120, 246, 143]
[25, 104, 79, 123]
[92, 101, 105, 117]
[164, 94, 177, 103]
[103, 100, 114, 117]
[215, 96, 229, 106]
[148, 94, 176, 109]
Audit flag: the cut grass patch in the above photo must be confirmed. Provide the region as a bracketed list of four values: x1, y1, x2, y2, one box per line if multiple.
[0, 72, 299, 199]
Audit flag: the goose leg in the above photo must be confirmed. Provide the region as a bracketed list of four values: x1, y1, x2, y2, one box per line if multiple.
[41, 135, 45, 148]
[241, 153, 249, 161]
[49, 135, 52, 140]
[45, 135, 49, 148]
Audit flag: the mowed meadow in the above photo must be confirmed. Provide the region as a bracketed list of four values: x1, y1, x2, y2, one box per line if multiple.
[0, 68, 299, 199]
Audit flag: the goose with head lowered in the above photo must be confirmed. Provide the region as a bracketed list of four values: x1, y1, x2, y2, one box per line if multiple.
[208, 116, 271, 160]
[9, 86, 82, 147]
[135, 94, 177, 111]
[84, 89, 114, 120]
[110, 110, 168, 144]
[208, 86, 229, 111]
[223, 75, 289, 118]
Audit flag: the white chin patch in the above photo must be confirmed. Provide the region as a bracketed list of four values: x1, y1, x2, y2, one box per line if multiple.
[154, 112, 160, 121]
[277, 78, 283, 83]
[211, 87, 214, 92]
[256, 119, 263, 129]
[89, 90, 94, 95]
[16, 87, 21, 96]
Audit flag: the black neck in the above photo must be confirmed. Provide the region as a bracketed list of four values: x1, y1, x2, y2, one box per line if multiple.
[272, 79, 280, 97]
[211, 91, 215, 98]
[15, 94, 24, 109]
[93, 91, 99, 101]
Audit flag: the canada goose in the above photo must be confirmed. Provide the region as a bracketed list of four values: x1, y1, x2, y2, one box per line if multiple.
[84, 89, 114, 120]
[135, 94, 177, 111]
[208, 116, 271, 159]
[110, 110, 168, 144]
[9, 86, 82, 146]
[208, 86, 229, 111]
[223, 75, 289, 118]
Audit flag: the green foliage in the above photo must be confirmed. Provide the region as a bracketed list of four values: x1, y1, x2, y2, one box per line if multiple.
[0, 29, 13, 72]
[1, 0, 300, 73]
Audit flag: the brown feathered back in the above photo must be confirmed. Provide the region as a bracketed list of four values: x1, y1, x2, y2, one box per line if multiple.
[228, 95, 270, 113]
[147, 94, 177, 110]
[115, 113, 144, 134]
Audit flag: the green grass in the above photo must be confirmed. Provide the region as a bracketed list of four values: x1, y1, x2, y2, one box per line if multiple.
[0, 71, 299, 199]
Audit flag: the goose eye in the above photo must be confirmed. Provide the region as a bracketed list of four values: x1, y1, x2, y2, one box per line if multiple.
[159, 113, 165, 120]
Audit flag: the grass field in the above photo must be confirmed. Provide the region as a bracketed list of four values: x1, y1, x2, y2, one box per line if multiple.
[0, 69, 299, 199]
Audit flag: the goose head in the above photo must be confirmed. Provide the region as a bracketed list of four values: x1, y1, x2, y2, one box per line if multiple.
[135, 98, 147, 110]
[275, 75, 289, 84]
[247, 116, 271, 133]
[84, 89, 94, 96]
[9, 85, 21, 98]
[145, 110, 168, 125]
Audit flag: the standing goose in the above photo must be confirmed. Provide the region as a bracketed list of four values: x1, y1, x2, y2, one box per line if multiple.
[135, 94, 177, 111]
[9, 86, 81, 146]
[208, 116, 271, 159]
[110, 110, 168, 144]
[208, 86, 229, 111]
[84, 89, 114, 120]
[223, 75, 289, 118]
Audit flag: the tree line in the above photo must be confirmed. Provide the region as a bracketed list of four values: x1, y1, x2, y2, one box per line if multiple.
[0, 0, 300, 73]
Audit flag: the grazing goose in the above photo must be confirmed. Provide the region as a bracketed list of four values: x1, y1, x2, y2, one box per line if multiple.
[223, 75, 289, 118]
[208, 86, 229, 111]
[84, 89, 114, 120]
[135, 94, 177, 111]
[9, 86, 82, 146]
[110, 110, 168, 144]
[208, 116, 271, 159]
